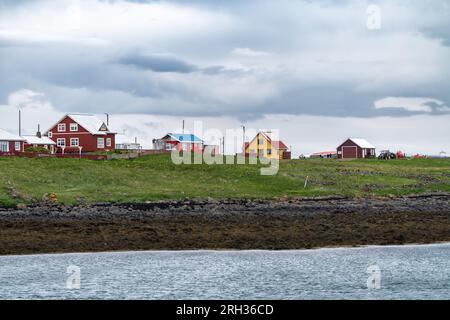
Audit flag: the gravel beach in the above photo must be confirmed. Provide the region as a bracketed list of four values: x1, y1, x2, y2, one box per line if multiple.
[1, 194, 449, 255]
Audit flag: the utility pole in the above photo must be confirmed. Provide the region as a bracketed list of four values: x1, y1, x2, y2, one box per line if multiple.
[105, 113, 110, 126]
[241, 125, 246, 153]
[222, 136, 225, 155]
[182, 120, 185, 134]
[18, 109, 22, 136]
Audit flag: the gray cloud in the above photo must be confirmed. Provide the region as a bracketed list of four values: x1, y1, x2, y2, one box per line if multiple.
[0, 0, 449, 119]
[117, 53, 199, 73]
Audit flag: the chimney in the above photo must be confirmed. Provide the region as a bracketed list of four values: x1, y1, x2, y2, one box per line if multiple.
[36, 124, 42, 138]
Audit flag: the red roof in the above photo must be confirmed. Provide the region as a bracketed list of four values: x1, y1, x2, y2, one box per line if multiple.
[271, 140, 288, 150]
[311, 151, 337, 156]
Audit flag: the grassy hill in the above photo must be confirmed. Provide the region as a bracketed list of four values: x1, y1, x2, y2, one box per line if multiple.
[0, 154, 449, 206]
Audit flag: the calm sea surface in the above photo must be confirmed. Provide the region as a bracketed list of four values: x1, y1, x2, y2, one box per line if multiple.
[0, 243, 449, 299]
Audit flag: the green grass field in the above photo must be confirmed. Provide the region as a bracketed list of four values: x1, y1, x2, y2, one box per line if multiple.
[0, 154, 449, 206]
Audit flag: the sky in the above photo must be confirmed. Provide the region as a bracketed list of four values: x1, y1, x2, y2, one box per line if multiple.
[0, 0, 449, 156]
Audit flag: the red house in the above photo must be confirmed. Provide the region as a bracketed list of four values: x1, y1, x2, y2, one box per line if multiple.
[45, 114, 116, 153]
[0, 128, 25, 155]
[152, 133, 205, 153]
[337, 138, 376, 159]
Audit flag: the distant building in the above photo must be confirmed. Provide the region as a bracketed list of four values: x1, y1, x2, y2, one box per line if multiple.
[337, 138, 376, 159]
[116, 142, 142, 151]
[23, 135, 56, 153]
[153, 133, 205, 153]
[0, 128, 25, 155]
[45, 114, 116, 153]
[310, 151, 337, 159]
[115, 135, 142, 151]
[244, 131, 291, 160]
[22, 125, 56, 153]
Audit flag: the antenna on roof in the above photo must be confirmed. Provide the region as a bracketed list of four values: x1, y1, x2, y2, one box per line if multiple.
[182, 120, 185, 134]
[105, 113, 110, 126]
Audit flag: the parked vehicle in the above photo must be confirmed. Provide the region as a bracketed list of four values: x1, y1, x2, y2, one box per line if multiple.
[378, 150, 396, 160]
[396, 151, 406, 159]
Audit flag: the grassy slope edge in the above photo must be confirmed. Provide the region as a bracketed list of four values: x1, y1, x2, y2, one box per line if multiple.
[0, 154, 449, 206]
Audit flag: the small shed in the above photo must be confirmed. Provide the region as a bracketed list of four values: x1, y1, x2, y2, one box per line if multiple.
[337, 138, 376, 159]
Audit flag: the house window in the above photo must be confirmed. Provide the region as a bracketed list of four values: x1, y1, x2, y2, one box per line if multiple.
[48, 131, 52, 138]
[258, 138, 264, 145]
[15, 142, 21, 151]
[267, 149, 272, 155]
[165, 143, 173, 150]
[106, 138, 112, 147]
[70, 123, 78, 132]
[0, 141, 8, 152]
[70, 138, 79, 147]
[57, 138, 66, 147]
[259, 150, 264, 157]
[57, 123, 66, 132]
[97, 138, 105, 149]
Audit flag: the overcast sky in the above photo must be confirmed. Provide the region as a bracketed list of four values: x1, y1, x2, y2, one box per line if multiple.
[0, 0, 449, 155]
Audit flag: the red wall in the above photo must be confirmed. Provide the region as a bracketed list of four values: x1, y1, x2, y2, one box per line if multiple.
[337, 139, 362, 159]
[163, 140, 204, 154]
[0, 141, 24, 155]
[48, 116, 115, 153]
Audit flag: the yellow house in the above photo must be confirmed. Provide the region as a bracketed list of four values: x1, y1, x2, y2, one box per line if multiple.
[244, 132, 291, 160]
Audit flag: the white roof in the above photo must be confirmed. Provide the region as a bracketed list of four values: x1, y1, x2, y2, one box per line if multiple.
[348, 138, 376, 149]
[0, 128, 25, 141]
[115, 134, 138, 144]
[23, 135, 56, 145]
[67, 114, 111, 135]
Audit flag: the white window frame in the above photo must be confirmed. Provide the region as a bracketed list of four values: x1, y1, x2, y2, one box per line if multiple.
[48, 131, 52, 138]
[0, 141, 9, 152]
[70, 123, 78, 132]
[57, 138, 66, 147]
[57, 123, 66, 132]
[97, 138, 105, 149]
[15, 141, 21, 151]
[106, 138, 112, 147]
[165, 143, 173, 150]
[70, 138, 79, 147]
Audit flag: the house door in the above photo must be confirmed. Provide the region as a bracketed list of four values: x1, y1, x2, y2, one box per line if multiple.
[342, 146, 358, 159]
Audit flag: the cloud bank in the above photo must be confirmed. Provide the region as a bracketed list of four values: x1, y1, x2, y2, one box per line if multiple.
[0, 0, 449, 154]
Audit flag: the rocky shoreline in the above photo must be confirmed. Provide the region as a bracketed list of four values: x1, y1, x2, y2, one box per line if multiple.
[1, 194, 450, 255]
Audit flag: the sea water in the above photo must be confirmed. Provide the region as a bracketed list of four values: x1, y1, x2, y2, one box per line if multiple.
[0, 243, 449, 299]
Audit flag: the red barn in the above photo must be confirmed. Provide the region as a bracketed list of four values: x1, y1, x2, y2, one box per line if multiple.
[337, 138, 376, 159]
[45, 114, 116, 153]
[0, 128, 25, 155]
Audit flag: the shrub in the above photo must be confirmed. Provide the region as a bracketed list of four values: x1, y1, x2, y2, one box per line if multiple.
[24, 146, 50, 154]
